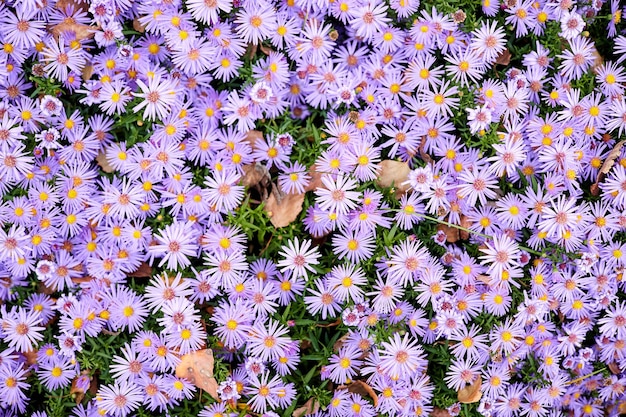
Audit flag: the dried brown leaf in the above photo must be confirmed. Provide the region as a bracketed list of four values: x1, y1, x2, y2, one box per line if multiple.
[241, 163, 270, 188]
[82, 63, 93, 81]
[175, 349, 219, 399]
[245, 130, 264, 149]
[293, 398, 321, 417]
[259, 44, 274, 55]
[316, 318, 341, 328]
[305, 167, 325, 192]
[133, 18, 145, 33]
[495, 49, 511, 66]
[126, 262, 153, 278]
[458, 377, 482, 404]
[333, 333, 350, 352]
[419, 136, 433, 164]
[49, 21, 96, 41]
[608, 362, 621, 374]
[619, 401, 626, 414]
[459, 215, 472, 240]
[430, 407, 452, 417]
[591, 140, 624, 196]
[476, 274, 491, 285]
[70, 371, 91, 404]
[264, 188, 305, 228]
[96, 150, 115, 173]
[376, 160, 410, 197]
[437, 224, 459, 243]
[346, 380, 379, 407]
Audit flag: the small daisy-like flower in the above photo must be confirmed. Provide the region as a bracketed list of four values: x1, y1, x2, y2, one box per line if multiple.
[2, 308, 44, 353]
[470, 21, 506, 63]
[234, 2, 276, 45]
[378, 333, 426, 380]
[132, 73, 180, 122]
[277, 237, 320, 279]
[479, 234, 521, 279]
[560, 9, 585, 40]
[96, 380, 143, 417]
[148, 221, 199, 271]
[315, 174, 360, 216]
[42, 40, 86, 81]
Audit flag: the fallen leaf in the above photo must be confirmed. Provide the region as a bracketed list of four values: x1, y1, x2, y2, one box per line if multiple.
[437, 224, 459, 243]
[96, 150, 115, 173]
[333, 333, 350, 352]
[619, 401, 626, 414]
[608, 362, 621, 374]
[293, 398, 320, 417]
[82, 63, 93, 81]
[49, 21, 96, 41]
[591, 45, 604, 73]
[304, 166, 325, 192]
[175, 349, 219, 400]
[22, 350, 38, 366]
[126, 262, 153, 278]
[133, 18, 145, 33]
[458, 377, 482, 404]
[591, 140, 623, 196]
[70, 371, 92, 404]
[476, 274, 491, 285]
[245, 130, 264, 149]
[259, 44, 274, 55]
[459, 215, 472, 241]
[241, 163, 270, 188]
[346, 380, 379, 407]
[376, 160, 411, 197]
[430, 407, 452, 417]
[316, 318, 341, 328]
[495, 49, 511, 66]
[263, 187, 305, 228]
[419, 135, 433, 164]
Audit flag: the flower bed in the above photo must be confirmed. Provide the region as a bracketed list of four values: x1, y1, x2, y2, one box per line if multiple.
[0, 0, 625, 416]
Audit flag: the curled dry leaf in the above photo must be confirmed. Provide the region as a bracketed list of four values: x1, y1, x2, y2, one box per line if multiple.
[608, 362, 621, 374]
[346, 380, 379, 407]
[495, 48, 512, 66]
[96, 150, 115, 173]
[49, 22, 96, 41]
[133, 18, 145, 33]
[333, 333, 350, 352]
[305, 166, 325, 192]
[126, 262, 153, 278]
[263, 187, 305, 228]
[315, 318, 341, 328]
[591, 140, 623, 196]
[437, 224, 459, 243]
[458, 377, 482, 404]
[70, 371, 91, 404]
[376, 160, 411, 198]
[175, 349, 219, 399]
[82, 63, 94, 81]
[292, 397, 321, 417]
[241, 163, 270, 188]
[245, 130, 264, 149]
[430, 407, 452, 417]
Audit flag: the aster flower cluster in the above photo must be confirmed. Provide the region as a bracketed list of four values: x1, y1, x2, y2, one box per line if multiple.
[0, 0, 625, 416]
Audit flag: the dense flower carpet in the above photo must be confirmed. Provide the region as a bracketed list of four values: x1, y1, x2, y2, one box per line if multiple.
[0, 0, 625, 416]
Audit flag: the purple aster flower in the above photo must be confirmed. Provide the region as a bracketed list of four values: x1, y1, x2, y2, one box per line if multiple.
[37, 354, 76, 391]
[132, 73, 180, 121]
[104, 285, 148, 333]
[277, 237, 320, 280]
[148, 221, 199, 271]
[211, 299, 254, 350]
[247, 319, 291, 362]
[234, 2, 276, 45]
[96, 380, 143, 417]
[42, 39, 86, 81]
[598, 300, 626, 340]
[332, 229, 375, 264]
[2, 308, 44, 353]
[325, 345, 363, 384]
[304, 277, 341, 320]
[0, 361, 29, 413]
[378, 333, 426, 380]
